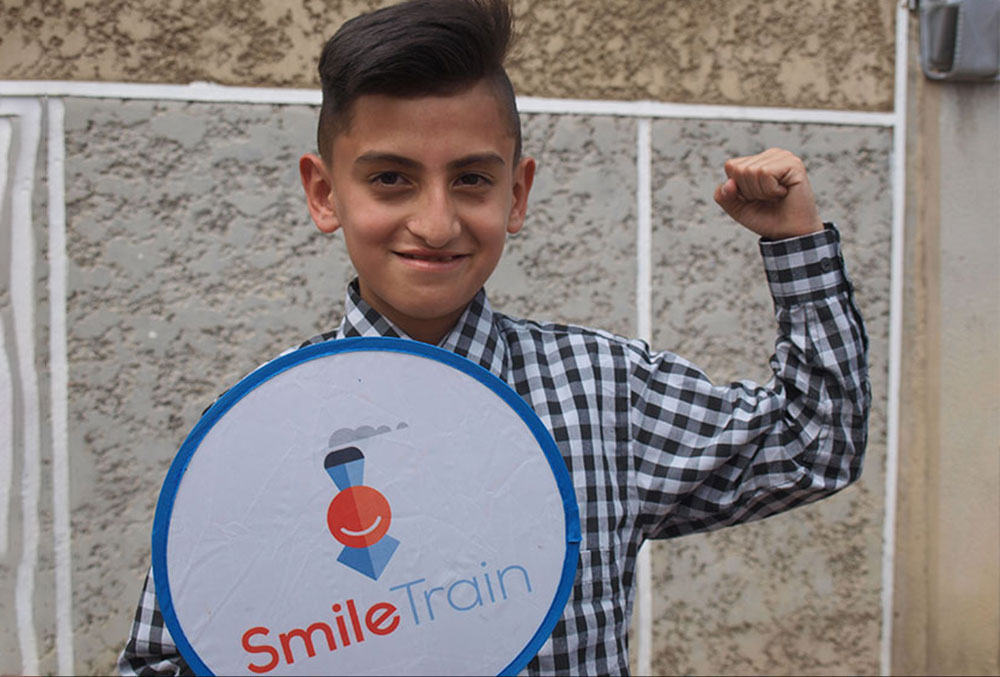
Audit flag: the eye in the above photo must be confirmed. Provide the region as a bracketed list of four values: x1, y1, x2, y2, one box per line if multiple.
[370, 172, 406, 187]
[455, 173, 492, 188]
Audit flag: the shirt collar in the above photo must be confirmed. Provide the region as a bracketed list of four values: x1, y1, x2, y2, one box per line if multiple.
[337, 279, 508, 380]
[337, 280, 406, 339]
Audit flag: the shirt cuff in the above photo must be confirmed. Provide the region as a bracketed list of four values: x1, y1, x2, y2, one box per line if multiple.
[759, 223, 852, 306]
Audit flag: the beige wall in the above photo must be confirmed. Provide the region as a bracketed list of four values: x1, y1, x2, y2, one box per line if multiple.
[893, 12, 1000, 676]
[2, 0, 895, 110]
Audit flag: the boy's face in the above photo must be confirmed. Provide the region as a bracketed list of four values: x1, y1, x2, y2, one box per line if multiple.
[300, 80, 535, 343]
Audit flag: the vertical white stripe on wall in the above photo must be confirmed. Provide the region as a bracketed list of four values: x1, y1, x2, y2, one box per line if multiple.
[47, 98, 75, 676]
[0, 117, 13, 557]
[635, 118, 653, 677]
[636, 121, 652, 341]
[880, 3, 910, 675]
[0, 96, 42, 677]
[0, 314, 11, 558]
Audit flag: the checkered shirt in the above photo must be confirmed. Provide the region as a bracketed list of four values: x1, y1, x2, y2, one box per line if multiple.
[119, 225, 869, 676]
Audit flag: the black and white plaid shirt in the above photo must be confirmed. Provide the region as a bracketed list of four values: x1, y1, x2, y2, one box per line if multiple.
[120, 226, 869, 676]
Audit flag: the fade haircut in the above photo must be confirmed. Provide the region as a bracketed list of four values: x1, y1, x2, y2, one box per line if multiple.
[317, 0, 521, 164]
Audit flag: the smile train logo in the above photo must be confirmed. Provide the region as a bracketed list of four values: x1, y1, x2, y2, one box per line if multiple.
[324, 435, 401, 580]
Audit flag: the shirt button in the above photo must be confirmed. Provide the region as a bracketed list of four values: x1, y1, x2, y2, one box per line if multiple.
[820, 257, 835, 272]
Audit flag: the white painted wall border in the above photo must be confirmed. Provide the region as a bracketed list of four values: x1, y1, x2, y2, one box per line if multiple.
[0, 96, 43, 677]
[634, 117, 653, 677]
[880, 3, 910, 676]
[0, 117, 12, 558]
[0, 78, 904, 675]
[46, 97, 75, 677]
[0, 312, 11, 559]
[0, 79, 897, 127]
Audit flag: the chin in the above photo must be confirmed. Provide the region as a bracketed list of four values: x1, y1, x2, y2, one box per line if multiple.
[398, 298, 468, 321]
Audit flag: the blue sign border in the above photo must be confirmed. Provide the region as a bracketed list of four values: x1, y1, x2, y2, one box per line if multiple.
[152, 336, 582, 676]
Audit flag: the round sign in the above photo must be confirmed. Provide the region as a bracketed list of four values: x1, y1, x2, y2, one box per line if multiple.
[152, 337, 581, 676]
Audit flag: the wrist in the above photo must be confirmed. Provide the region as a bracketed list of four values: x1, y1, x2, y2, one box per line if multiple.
[760, 218, 826, 242]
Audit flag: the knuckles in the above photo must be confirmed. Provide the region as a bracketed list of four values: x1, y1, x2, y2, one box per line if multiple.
[723, 148, 807, 197]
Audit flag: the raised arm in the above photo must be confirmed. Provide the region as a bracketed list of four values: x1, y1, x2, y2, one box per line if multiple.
[629, 149, 870, 539]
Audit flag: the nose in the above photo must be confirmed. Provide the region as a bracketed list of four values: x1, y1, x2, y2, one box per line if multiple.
[405, 185, 460, 248]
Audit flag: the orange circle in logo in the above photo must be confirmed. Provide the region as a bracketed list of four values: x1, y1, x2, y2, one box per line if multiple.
[326, 485, 392, 548]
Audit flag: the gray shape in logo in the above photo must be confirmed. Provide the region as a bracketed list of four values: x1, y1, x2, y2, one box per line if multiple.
[327, 423, 406, 448]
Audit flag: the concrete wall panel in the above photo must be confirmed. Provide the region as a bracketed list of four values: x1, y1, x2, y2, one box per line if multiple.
[2, 96, 899, 677]
[489, 113, 637, 335]
[1, 0, 896, 111]
[62, 97, 352, 673]
[647, 120, 892, 675]
[1, 95, 888, 675]
[40, 100, 638, 674]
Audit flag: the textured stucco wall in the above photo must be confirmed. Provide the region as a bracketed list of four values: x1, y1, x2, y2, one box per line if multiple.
[488, 113, 637, 332]
[0, 95, 891, 675]
[61, 98, 352, 674]
[1, 1, 908, 674]
[1, 0, 896, 111]
[61, 99, 639, 675]
[4, 2, 1000, 676]
[648, 120, 891, 675]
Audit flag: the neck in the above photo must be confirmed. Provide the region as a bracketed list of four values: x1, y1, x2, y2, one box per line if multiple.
[391, 313, 461, 345]
[356, 281, 465, 345]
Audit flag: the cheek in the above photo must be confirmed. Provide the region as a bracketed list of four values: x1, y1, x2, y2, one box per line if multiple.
[339, 208, 399, 255]
[464, 202, 513, 245]
[335, 185, 400, 236]
[476, 223, 512, 262]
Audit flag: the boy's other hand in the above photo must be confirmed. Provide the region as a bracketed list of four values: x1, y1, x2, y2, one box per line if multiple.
[713, 148, 824, 240]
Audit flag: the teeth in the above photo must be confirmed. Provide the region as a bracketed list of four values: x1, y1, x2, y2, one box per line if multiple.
[401, 253, 457, 262]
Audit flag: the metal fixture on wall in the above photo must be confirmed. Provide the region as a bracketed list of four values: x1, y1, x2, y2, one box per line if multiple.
[914, 0, 1000, 80]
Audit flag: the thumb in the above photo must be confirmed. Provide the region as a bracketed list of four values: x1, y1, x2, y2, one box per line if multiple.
[713, 178, 744, 219]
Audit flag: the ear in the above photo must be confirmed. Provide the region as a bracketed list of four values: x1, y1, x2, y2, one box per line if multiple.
[299, 153, 341, 234]
[506, 156, 536, 235]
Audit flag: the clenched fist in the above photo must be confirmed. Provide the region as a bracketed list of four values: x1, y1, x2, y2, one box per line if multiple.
[713, 148, 824, 240]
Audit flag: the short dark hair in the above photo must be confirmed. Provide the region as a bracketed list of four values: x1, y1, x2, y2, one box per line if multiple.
[316, 0, 521, 163]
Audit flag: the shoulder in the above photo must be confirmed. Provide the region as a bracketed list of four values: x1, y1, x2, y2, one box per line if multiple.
[492, 313, 711, 396]
[492, 312, 651, 364]
[494, 312, 625, 343]
[297, 328, 340, 349]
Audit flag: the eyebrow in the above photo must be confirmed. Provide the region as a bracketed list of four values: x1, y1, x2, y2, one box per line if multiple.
[449, 153, 506, 170]
[354, 152, 506, 171]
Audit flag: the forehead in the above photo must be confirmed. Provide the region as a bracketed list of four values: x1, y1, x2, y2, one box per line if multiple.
[332, 81, 517, 164]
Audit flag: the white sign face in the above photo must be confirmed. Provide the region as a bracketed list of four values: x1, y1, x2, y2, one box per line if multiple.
[153, 337, 580, 676]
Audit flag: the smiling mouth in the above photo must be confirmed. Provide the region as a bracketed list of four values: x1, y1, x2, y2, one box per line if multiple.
[396, 252, 467, 262]
[340, 515, 382, 537]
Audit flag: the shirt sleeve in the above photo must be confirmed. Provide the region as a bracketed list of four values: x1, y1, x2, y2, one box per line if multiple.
[118, 567, 193, 676]
[628, 224, 870, 540]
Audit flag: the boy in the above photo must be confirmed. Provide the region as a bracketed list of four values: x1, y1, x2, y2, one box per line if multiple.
[119, 0, 869, 674]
